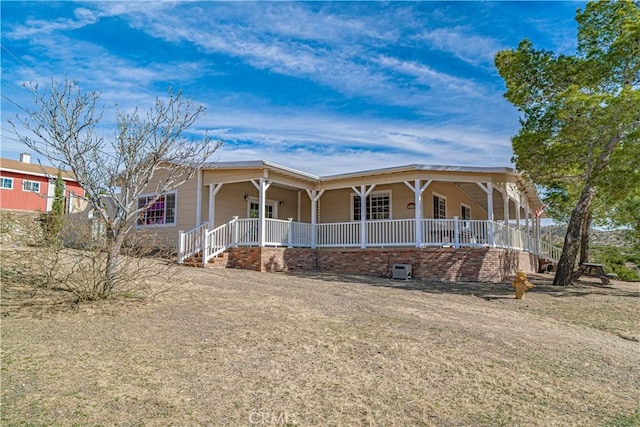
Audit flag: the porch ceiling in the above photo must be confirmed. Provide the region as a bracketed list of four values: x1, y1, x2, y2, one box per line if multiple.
[455, 182, 492, 214]
[200, 160, 543, 216]
[455, 182, 540, 220]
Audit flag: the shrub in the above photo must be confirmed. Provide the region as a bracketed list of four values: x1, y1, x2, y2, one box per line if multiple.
[592, 245, 640, 282]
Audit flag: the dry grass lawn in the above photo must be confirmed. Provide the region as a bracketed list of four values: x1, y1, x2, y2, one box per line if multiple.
[1, 248, 639, 426]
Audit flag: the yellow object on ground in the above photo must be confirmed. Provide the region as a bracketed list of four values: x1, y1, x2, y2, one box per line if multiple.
[513, 270, 535, 299]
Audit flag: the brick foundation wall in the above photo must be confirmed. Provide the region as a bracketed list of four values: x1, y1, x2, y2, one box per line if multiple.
[223, 246, 539, 282]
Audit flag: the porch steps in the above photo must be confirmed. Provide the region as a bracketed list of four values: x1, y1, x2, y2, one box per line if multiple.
[182, 251, 230, 269]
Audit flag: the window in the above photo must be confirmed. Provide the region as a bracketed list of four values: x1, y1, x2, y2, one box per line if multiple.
[1, 177, 13, 189]
[353, 191, 391, 221]
[461, 204, 471, 220]
[137, 192, 176, 226]
[433, 194, 446, 219]
[22, 180, 40, 193]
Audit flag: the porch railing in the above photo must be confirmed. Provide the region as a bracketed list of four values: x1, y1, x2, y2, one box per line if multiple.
[367, 219, 415, 246]
[179, 217, 562, 265]
[316, 221, 360, 247]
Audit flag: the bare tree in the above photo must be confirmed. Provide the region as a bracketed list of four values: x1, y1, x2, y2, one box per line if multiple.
[9, 79, 221, 297]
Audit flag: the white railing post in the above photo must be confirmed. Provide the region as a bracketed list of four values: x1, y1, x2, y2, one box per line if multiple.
[232, 216, 239, 247]
[312, 223, 318, 249]
[287, 218, 294, 248]
[178, 230, 185, 264]
[488, 221, 495, 247]
[453, 216, 460, 249]
[202, 222, 208, 250]
[202, 233, 209, 267]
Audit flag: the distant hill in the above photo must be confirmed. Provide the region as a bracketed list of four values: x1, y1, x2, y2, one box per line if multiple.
[541, 225, 636, 249]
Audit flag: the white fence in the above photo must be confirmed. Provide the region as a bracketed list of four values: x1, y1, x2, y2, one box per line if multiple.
[179, 217, 561, 265]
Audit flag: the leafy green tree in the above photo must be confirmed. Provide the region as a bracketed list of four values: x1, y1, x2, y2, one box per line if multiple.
[51, 171, 65, 215]
[496, 0, 640, 285]
[45, 171, 66, 240]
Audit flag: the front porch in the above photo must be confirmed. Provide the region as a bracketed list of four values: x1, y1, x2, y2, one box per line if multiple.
[177, 217, 560, 281]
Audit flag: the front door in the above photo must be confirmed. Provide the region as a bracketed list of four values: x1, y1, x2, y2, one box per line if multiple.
[246, 198, 277, 244]
[248, 199, 276, 219]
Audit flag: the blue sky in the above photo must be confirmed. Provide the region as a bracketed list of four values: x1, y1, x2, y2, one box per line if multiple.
[1, 1, 586, 175]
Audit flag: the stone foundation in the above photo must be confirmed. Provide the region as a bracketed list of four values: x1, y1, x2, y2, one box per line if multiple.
[221, 246, 539, 282]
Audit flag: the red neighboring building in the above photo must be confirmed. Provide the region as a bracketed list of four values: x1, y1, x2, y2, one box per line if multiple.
[0, 153, 85, 213]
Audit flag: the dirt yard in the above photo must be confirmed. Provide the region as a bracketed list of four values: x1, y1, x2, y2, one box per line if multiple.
[1, 248, 639, 426]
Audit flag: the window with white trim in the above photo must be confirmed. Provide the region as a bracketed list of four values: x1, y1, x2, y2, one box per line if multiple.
[353, 191, 391, 221]
[22, 180, 40, 193]
[137, 192, 176, 226]
[461, 204, 471, 220]
[1, 177, 13, 189]
[433, 194, 446, 219]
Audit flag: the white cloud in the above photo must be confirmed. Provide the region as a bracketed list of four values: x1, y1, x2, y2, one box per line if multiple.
[192, 106, 514, 175]
[97, 3, 485, 111]
[375, 56, 483, 95]
[417, 27, 505, 67]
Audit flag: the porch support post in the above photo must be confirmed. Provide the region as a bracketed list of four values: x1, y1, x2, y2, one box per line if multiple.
[305, 189, 325, 249]
[404, 179, 431, 247]
[196, 169, 203, 226]
[535, 215, 541, 254]
[515, 198, 521, 231]
[352, 185, 376, 249]
[252, 175, 272, 247]
[502, 189, 510, 248]
[476, 182, 494, 246]
[207, 183, 223, 228]
[503, 191, 510, 226]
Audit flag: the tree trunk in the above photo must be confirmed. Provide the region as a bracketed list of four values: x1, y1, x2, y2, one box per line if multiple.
[553, 184, 596, 286]
[579, 209, 593, 264]
[104, 231, 126, 297]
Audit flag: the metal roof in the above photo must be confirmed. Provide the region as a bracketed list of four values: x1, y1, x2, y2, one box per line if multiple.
[0, 157, 78, 181]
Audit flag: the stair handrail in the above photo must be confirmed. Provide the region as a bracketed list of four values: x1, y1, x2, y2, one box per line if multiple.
[202, 217, 239, 265]
[177, 222, 210, 264]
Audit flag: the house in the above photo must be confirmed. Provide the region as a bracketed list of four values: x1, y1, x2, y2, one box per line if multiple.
[0, 153, 85, 213]
[136, 160, 558, 282]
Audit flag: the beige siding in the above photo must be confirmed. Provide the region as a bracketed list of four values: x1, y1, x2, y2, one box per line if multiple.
[212, 182, 254, 226]
[319, 188, 350, 223]
[298, 191, 311, 223]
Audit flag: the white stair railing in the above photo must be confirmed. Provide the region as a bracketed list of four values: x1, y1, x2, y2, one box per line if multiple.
[177, 222, 210, 264]
[202, 218, 238, 265]
[538, 240, 562, 262]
